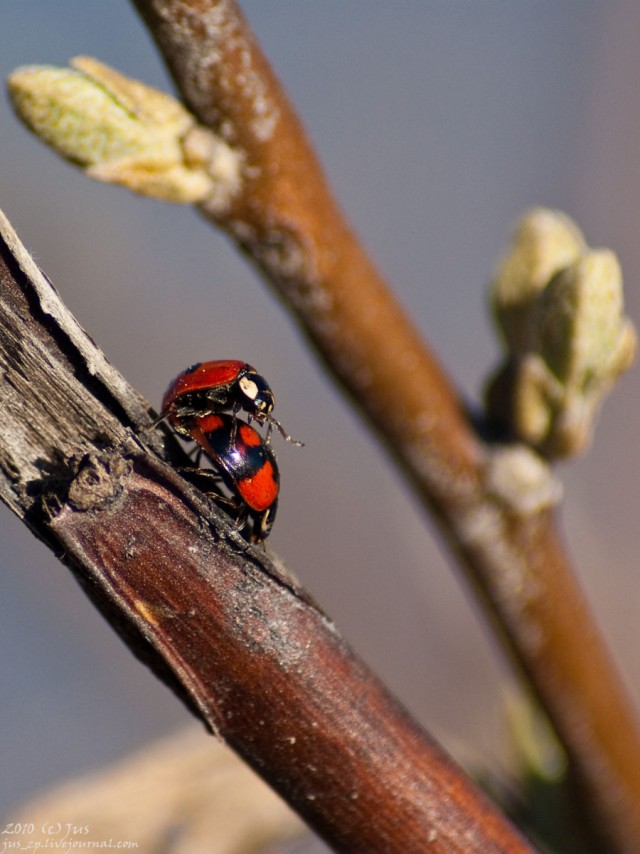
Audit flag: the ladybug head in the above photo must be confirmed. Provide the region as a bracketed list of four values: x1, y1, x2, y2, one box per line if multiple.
[238, 370, 275, 421]
[240, 367, 303, 447]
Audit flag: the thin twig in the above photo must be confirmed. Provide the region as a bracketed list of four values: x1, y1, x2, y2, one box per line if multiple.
[0, 209, 533, 853]
[130, 1, 640, 848]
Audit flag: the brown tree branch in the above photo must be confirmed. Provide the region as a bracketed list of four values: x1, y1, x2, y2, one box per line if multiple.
[129, 1, 640, 848]
[0, 209, 533, 852]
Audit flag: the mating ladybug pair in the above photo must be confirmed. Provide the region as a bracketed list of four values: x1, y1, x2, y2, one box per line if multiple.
[160, 360, 301, 543]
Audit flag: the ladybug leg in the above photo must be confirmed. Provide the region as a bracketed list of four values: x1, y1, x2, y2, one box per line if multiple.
[171, 443, 204, 466]
[230, 504, 249, 534]
[189, 476, 244, 521]
[267, 415, 304, 447]
[205, 489, 239, 510]
[204, 491, 250, 537]
[229, 401, 241, 444]
[142, 409, 178, 434]
[148, 411, 169, 429]
[190, 477, 250, 536]
[174, 467, 227, 510]
[183, 467, 222, 484]
[245, 411, 303, 447]
[151, 403, 200, 429]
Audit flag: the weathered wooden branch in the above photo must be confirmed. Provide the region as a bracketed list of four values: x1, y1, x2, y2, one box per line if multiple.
[0, 208, 533, 852]
[127, 1, 640, 848]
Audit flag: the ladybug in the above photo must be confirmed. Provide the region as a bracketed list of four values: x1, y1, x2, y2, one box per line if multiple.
[161, 360, 301, 445]
[186, 412, 280, 543]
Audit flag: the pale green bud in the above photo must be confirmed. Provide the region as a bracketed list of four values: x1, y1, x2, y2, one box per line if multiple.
[7, 56, 239, 205]
[486, 208, 636, 459]
[491, 207, 586, 355]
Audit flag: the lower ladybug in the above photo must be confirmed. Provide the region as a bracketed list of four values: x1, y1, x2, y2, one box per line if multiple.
[161, 360, 301, 445]
[186, 412, 280, 543]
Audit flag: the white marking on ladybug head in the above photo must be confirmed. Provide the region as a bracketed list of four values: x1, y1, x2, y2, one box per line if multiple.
[239, 375, 259, 401]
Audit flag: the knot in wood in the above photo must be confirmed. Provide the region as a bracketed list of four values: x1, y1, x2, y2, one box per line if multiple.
[67, 451, 132, 511]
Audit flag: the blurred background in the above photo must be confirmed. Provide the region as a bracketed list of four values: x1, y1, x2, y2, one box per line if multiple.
[1, 0, 639, 837]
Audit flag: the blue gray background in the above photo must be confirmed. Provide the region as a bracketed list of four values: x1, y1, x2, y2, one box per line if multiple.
[2, 1, 639, 830]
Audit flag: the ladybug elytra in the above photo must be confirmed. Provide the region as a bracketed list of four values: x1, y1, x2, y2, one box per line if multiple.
[188, 412, 280, 542]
